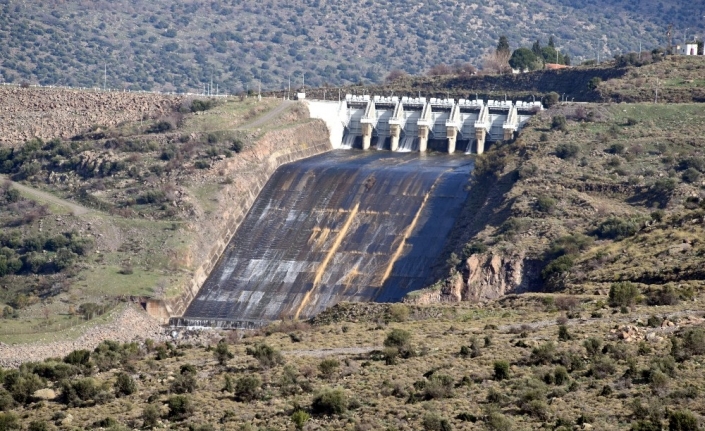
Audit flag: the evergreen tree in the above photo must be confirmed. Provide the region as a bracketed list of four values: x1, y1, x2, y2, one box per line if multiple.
[496, 36, 510, 54]
[532, 40, 542, 56]
[548, 36, 556, 48]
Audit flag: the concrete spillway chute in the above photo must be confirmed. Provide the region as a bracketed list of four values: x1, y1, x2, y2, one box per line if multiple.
[360, 97, 376, 150]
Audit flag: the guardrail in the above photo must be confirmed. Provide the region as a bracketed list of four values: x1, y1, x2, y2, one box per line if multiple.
[0, 82, 231, 98]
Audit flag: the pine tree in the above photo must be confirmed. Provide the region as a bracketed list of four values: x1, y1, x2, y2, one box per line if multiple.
[532, 40, 542, 56]
[548, 36, 556, 48]
[496, 36, 510, 54]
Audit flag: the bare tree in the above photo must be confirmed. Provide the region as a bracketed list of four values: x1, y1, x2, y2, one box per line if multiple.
[482, 50, 512, 75]
[385, 69, 408, 83]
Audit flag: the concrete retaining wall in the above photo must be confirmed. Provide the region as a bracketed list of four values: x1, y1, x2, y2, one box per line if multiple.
[147, 119, 332, 322]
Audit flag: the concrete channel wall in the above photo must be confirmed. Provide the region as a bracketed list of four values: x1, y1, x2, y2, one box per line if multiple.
[147, 119, 332, 323]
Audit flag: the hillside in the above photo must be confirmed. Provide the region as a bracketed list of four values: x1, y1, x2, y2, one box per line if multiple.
[0, 0, 696, 92]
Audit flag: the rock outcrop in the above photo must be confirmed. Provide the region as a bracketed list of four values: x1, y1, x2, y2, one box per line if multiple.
[407, 253, 542, 305]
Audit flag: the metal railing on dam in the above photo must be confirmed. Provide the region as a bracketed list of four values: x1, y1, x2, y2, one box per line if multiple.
[172, 150, 473, 328]
[307, 95, 541, 155]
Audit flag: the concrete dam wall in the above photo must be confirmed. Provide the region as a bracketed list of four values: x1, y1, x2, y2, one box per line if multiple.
[173, 151, 473, 328]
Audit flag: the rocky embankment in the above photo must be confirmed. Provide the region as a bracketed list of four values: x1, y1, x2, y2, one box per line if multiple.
[0, 305, 167, 368]
[0, 86, 182, 145]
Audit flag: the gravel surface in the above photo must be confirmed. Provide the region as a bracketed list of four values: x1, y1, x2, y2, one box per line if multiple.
[0, 305, 168, 368]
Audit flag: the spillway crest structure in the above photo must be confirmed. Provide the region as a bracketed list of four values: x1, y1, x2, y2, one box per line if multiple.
[174, 150, 473, 328]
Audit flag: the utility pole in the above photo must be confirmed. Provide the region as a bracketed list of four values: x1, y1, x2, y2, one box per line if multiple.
[288, 75, 291, 100]
[103, 63, 107, 91]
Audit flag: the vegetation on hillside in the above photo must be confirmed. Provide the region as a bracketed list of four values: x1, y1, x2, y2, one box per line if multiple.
[438, 101, 705, 306]
[1, 299, 704, 430]
[0, 0, 697, 92]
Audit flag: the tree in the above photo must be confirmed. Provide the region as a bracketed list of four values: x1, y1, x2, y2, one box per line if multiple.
[496, 36, 510, 55]
[483, 50, 511, 75]
[548, 36, 556, 48]
[509, 48, 538, 71]
[609, 282, 640, 307]
[532, 40, 542, 56]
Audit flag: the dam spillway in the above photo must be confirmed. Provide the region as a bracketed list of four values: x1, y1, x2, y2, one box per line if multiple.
[173, 150, 473, 328]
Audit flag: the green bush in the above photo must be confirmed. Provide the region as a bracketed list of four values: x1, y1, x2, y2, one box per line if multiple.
[609, 282, 640, 307]
[682, 168, 701, 184]
[214, 340, 234, 365]
[387, 303, 410, 322]
[311, 387, 347, 416]
[423, 412, 453, 431]
[595, 217, 641, 240]
[291, 410, 310, 429]
[384, 329, 413, 357]
[27, 420, 49, 431]
[555, 143, 579, 160]
[146, 121, 173, 134]
[536, 195, 556, 213]
[234, 375, 261, 402]
[318, 358, 340, 379]
[114, 372, 137, 397]
[554, 366, 569, 385]
[541, 255, 574, 280]
[590, 357, 616, 379]
[4, 372, 44, 405]
[245, 343, 284, 368]
[167, 395, 193, 420]
[543, 92, 559, 108]
[59, 377, 108, 407]
[485, 411, 514, 430]
[558, 325, 572, 341]
[551, 115, 567, 132]
[423, 373, 454, 399]
[0, 412, 20, 430]
[668, 410, 699, 431]
[170, 365, 197, 394]
[530, 342, 556, 365]
[141, 404, 160, 428]
[493, 361, 510, 381]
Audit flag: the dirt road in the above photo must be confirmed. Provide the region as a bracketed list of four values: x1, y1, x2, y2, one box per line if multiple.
[0, 174, 91, 216]
[237, 100, 294, 130]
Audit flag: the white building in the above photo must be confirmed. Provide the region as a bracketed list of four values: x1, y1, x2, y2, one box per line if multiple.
[679, 43, 700, 56]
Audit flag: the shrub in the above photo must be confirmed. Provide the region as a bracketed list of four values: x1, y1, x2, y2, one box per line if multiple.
[583, 337, 602, 357]
[311, 387, 347, 416]
[114, 372, 137, 397]
[318, 358, 340, 379]
[590, 357, 616, 379]
[607, 143, 626, 154]
[595, 216, 642, 240]
[291, 410, 310, 429]
[246, 343, 284, 368]
[214, 340, 234, 365]
[543, 92, 559, 108]
[536, 195, 556, 213]
[146, 121, 173, 134]
[142, 404, 160, 428]
[0, 412, 20, 430]
[384, 329, 413, 357]
[554, 366, 569, 385]
[27, 420, 49, 431]
[668, 410, 699, 431]
[170, 366, 197, 394]
[232, 139, 244, 153]
[388, 303, 410, 322]
[486, 411, 514, 430]
[682, 168, 701, 184]
[59, 378, 106, 407]
[542, 255, 574, 280]
[63, 349, 91, 366]
[609, 282, 640, 307]
[423, 413, 453, 431]
[493, 361, 510, 381]
[423, 374, 454, 399]
[551, 115, 568, 132]
[530, 342, 556, 365]
[5, 372, 44, 405]
[167, 395, 193, 420]
[522, 399, 550, 420]
[558, 325, 572, 341]
[555, 143, 579, 160]
[194, 160, 210, 169]
[588, 77, 602, 90]
[234, 375, 261, 402]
